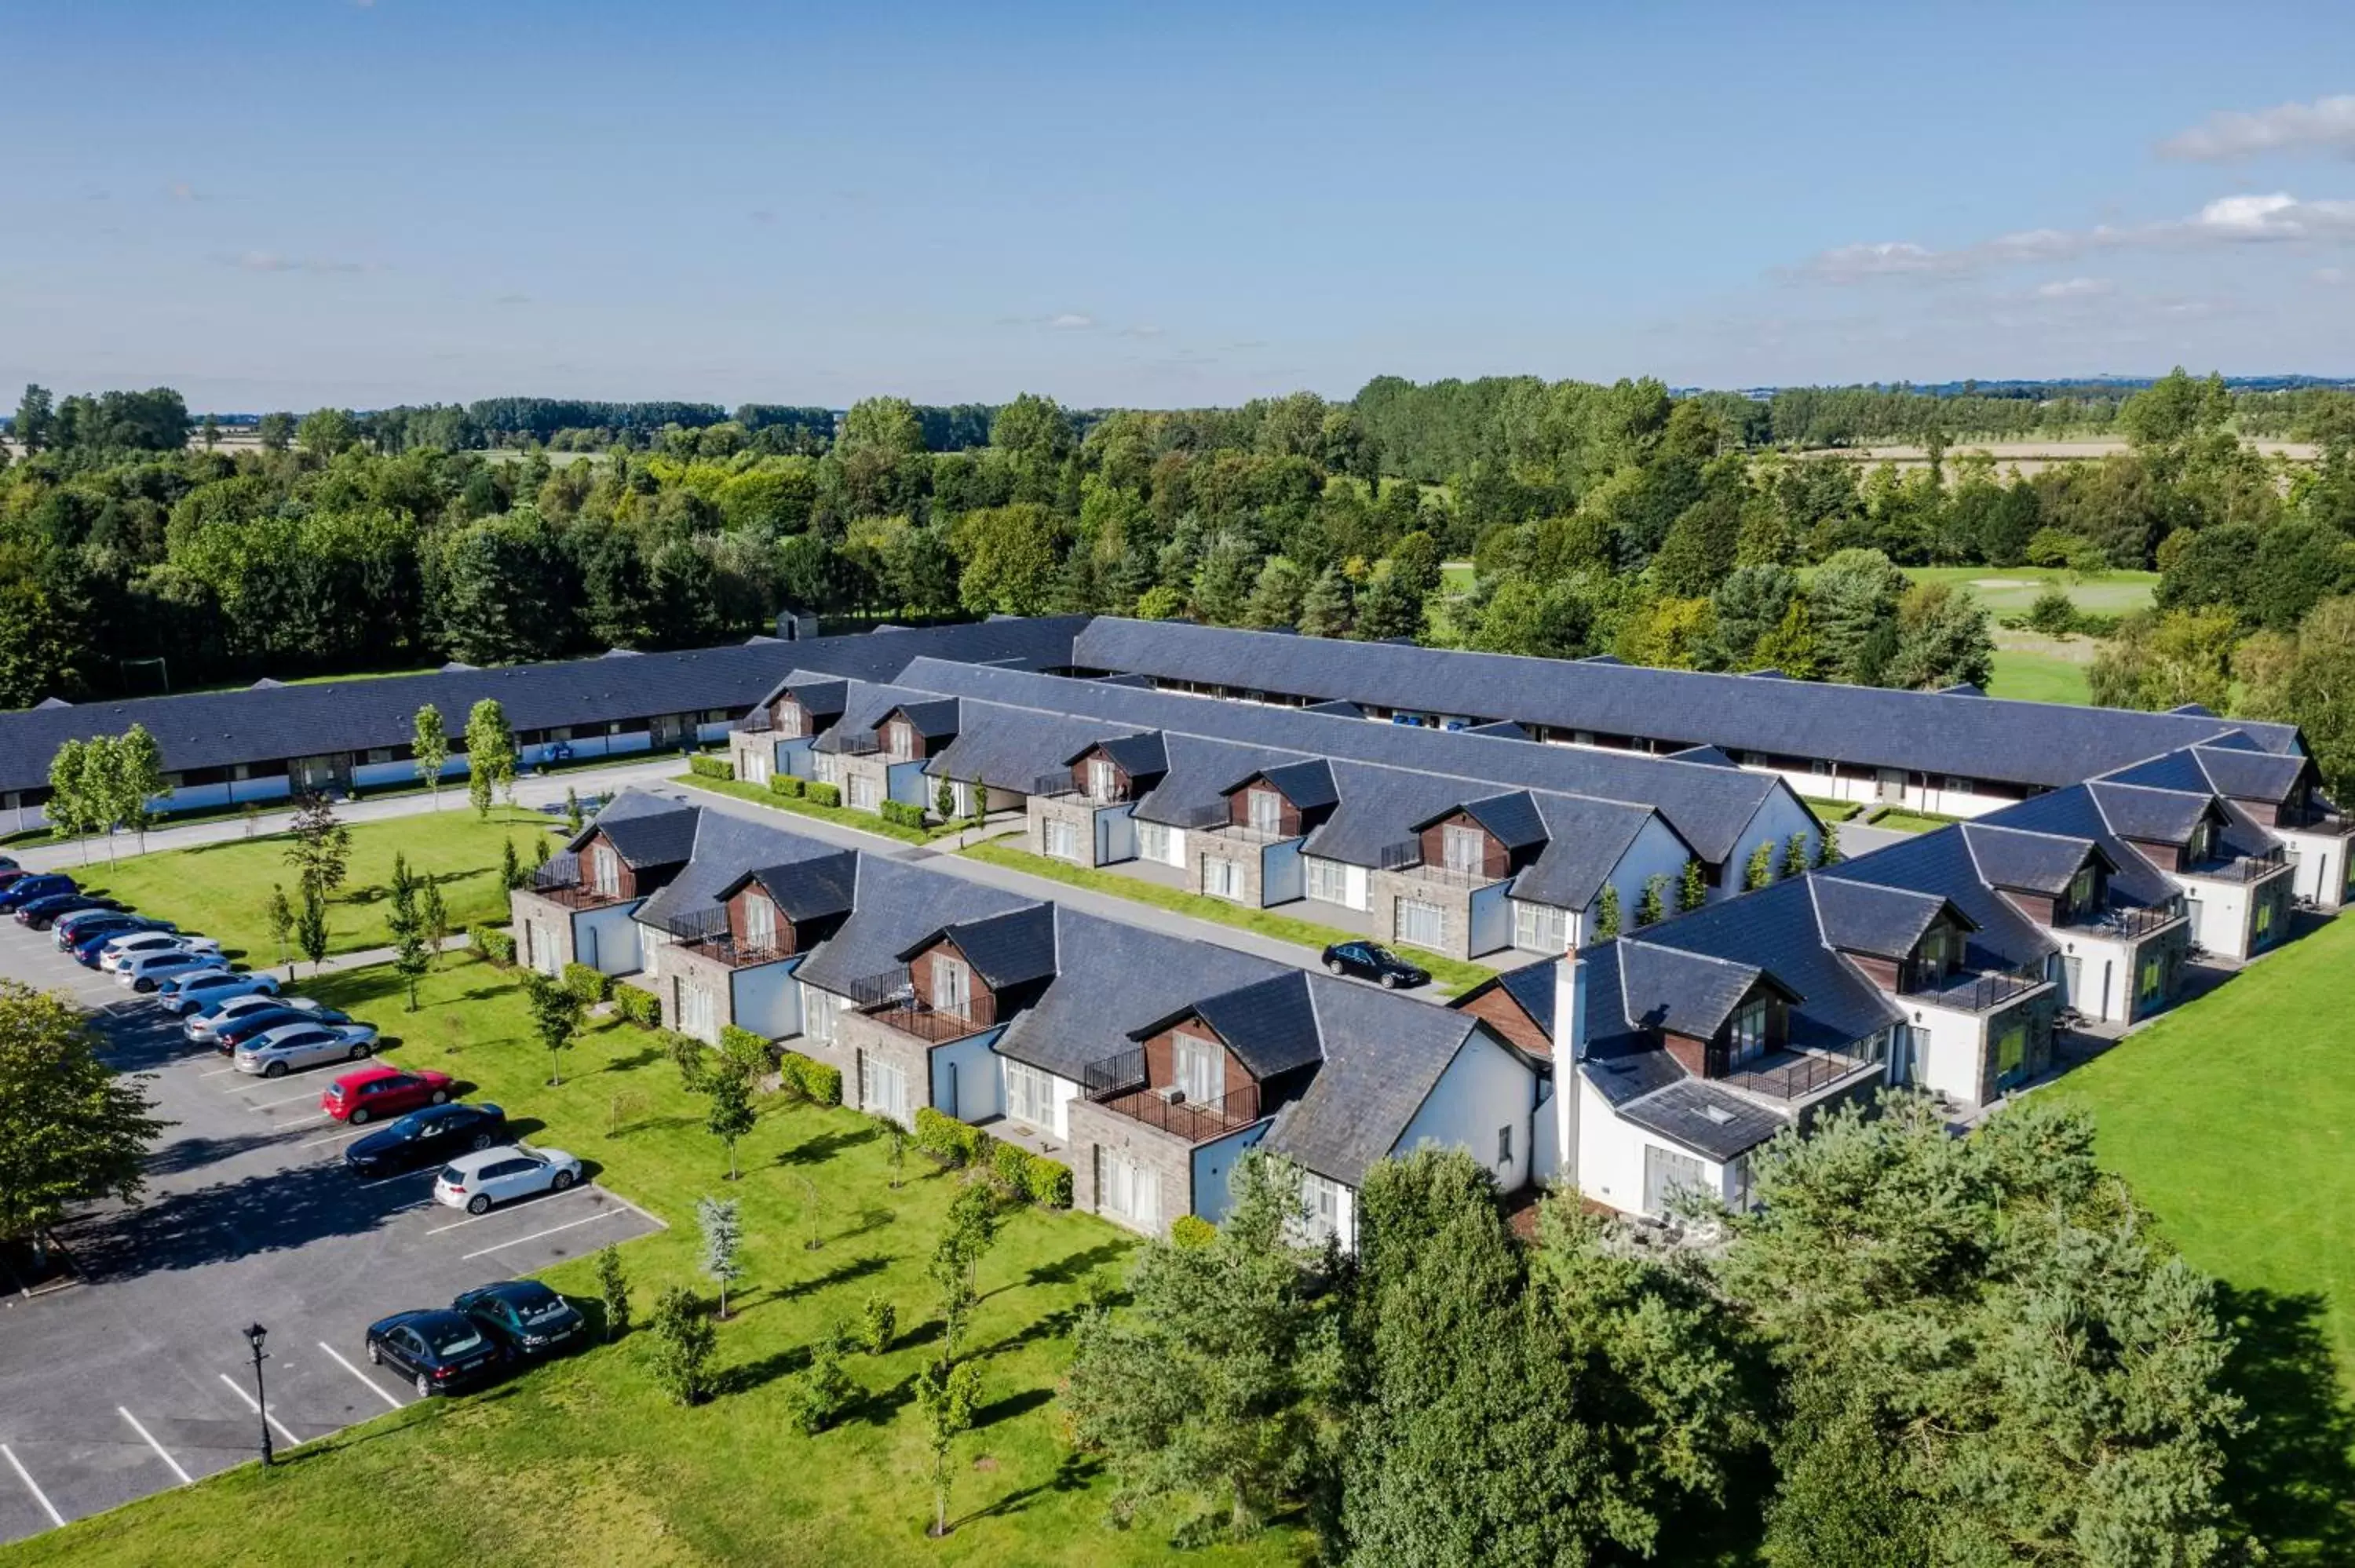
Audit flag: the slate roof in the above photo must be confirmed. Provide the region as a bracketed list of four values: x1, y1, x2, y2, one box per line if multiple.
[1466, 720, 1530, 740]
[1071, 618, 2306, 789]
[1160, 971, 1326, 1078]
[727, 850, 860, 923]
[1820, 825, 2058, 975]
[1073, 731, 1168, 778]
[779, 678, 849, 722]
[1509, 795, 1655, 910]
[0, 616, 1089, 796]
[628, 802, 849, 931]
[2086, 781, 2216, 845]
[887, 698, 963, 740]
[992, 910, 1287, 1081]
[1259, 976, 1489, 1188]
[1456, 958, 1557, 1046]
[911, 904, 1060, 990]
[1619, 1079, 1794, 1164]
[1241, 759, 1339, 813]
[1959, 822, 2105, 897]
[584, 799, 700, 870]
[926, 702, 1121, 794]
[1976, 786, 2182, 909]
[789, 859, 1036, 997]
[2109, 743, 2313, 808]
[1418, 790, 1547, 851]
[1809, 877, 1963, 960]
[1613, 939, 1779, 1041]
[886, 656, 1782, 864]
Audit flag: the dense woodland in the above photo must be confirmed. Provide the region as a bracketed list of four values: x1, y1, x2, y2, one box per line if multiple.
[5, 370, 2355, 793]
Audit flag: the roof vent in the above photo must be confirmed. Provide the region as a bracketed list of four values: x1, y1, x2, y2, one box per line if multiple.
[599, 647, 642, 659]
[1701, 1104, 1734, 1126]
[1938, 681, 1987, 698]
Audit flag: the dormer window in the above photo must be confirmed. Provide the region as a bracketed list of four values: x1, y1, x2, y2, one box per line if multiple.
[1088, 757, 1116, 800]
[1174, 1032, 1224, 1103]
[1728, 997, 1768, 1067]
[743, 895, 776, 952]
[2186, 821, 2214, 864]
[1247, 787, 1283, 834]
[590, 844, 621, 896]
[2067, 866, 2096, 917]
[885, 720, 917, 762]
[1442, 823, 1485, 873]
[776, 703, 804, 738]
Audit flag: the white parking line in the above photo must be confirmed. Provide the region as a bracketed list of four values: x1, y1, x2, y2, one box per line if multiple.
[0, 1442, 64, 1529]
[244, 1086, 328, 1109]
[360, 1170, 430, 1190]
[117, 1407, 192, 1485]
[316, 1340, 405, 1410]
[460, 1207, 630, 1260]
[424, 1186, 596, 1234]
[216, 1371, 304, 1450]
[272, 1114, 330, 1129]
[298, 1125, 373, 1148]
[199, 1066, 241, 1078]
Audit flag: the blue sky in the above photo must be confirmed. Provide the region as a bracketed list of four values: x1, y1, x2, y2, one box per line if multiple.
[7, 1, 2355, 410]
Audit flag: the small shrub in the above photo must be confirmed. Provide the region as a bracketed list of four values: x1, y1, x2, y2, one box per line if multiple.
[914, 1105, 985, 1165]
[563, 961, 614, 1005]
[1170, 1215, 1218, 1249]
[792, 1335, 853, 1435]
[614, 986, 663, 1028]
[648, 1286, 717, 1406]
[1025, 1154, 1073, 1209]
[878, 799, 926, 830]
[859, 1293, 896, 1355]
[666, 1030, 708, 1092]
[469, 924, 517, 967]
[2025, 588, 2081, 636]
[688, 755, 736, 781]
[990, 1140, 1031, 1194]
[769, 773, 806, 798]
[719, 1024, 771, 1081]
[781, 1051, 843, 1107]
[805, 781, 842, 808]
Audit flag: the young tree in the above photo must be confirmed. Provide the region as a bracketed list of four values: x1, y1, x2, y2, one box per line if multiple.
[419, 877, 450, 967]
[935, 775, 956, 822]
[647, 1285, 717, 1406]
[860, 1293, 897, 1355]
[594, 1242, 632, 1340]
[1780, 831, 1810, 881]
[411, 705, 450, 810]
[465, 698, 518, 818]
[1744, 840, 1776, 891]
[0, 981, 170, 1267]
[295, 889, 330, 975]
[265, 884, 296, 977]
[564, 786, 583, 835]
[284, 793, 352, 902]
[114, 724, 169, 855]
[928, 1181, 1001, 1365]
[524, 971, 583, 1085]
[46, 738, 91, 863]
[1593, 884, 1622, 943]
[1676, 857, 1707, 913]
[1062, 1153, 1335, 1544]
[705, 1070, 754, 1181]
[78, 735, 126, 865]
[915, 1357, 984, 1537]
[1635, 873, 1668, 928]
[794, 1333, 853, 1435]
[500, 837, 523, 892]
[1815, 821, 1842, 867]
[696, 1195, 745, 1319]
[391, 916, 431, 1011]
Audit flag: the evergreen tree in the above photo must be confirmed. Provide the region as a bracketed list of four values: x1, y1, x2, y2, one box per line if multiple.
[1635, 873, 1668, 927]
[1780, 832, 1810, 881]
[696, 1195, 744, 1318]
[1593, 884, 1622, 942]
[284, 793, 352, 902]
[1677, 858, 1707, 913]
[1353, 567, 1425, 642]
[1296, 566, 1356, 638]
[1815, 821, 1842, 867]
[1744, 841, 1776, 891]
[594, 1243, 631, 1340]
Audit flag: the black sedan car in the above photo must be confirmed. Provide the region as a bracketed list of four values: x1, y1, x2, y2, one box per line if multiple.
[363, 1309, 506, 1398]
[453, 1279, 586, 1358]
[211, 1003, 352, 1053]
[16, 892, 121, 930]
[1320, 939, 1430, 990]
[344, 1102, 509, 1177]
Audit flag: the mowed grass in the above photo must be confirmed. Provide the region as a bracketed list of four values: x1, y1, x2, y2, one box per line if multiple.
[1, 955, 1300, 1568]
[78, 805, 557, 961]
[1987, 645, 2093, 706]
[1901, 564, 2156, 616]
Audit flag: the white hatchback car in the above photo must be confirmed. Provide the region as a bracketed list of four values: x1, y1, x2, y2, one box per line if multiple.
[117, 947, 225, 993]
[184, 991, 315, 1045]
[100, 931, 218, 973]
[155, 968, 279, 1016]
[432, 1146, 583, 1216]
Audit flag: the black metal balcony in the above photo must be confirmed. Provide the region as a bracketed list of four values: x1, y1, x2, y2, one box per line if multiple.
[1722, 1049, 1876, 1100]
[1030, 771, 1131, 804]
[1900, 966, 2048, 1012]
[1375, 839, 1496, 887]
[2190, 845, 2288, 884]
[2070, 902, 2182, 940]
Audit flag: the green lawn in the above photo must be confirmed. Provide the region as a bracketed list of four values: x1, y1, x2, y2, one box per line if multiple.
[75, 805, 555, 962]
[2, 955, 1297, 1568]
[1987, 645, 2093, 706]
[676, 773, 944, 845]
[1900, 564, 2157, 616]
[1798, 797, 1864, 823]
[2061, 917, 2355, 1559]
[1864, 806, 1968, 835]
[959, 839, 1499, 997]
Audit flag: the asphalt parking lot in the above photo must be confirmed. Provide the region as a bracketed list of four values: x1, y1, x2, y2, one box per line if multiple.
[0, 912, 664, 1545]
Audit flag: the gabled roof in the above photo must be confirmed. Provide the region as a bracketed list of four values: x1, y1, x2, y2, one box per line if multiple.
[777, 677, 849, 720]
[1665, 744, 1740, 768]
[1465, 719, 1530, 740]
[882, 698, 962, 740]
[790, 859, 1035, 997]
[2087, 781, 2219, 845]
[623, 798, 853, 930]
[1978, 785, 2180, 909]
[904, 903, 1059, 990]
[1070, 618, 2306, 790]
[576, 796, 699, 869]
[1959, 822, 2108, 897]
[1065, 730, 1167, 777]
[1614, 939, 1791, 1041]
[1507, 796, 1659, 912]
[1131, 970, 1327, 1080]
[1414, 789, 1548, 851]
[1619, 1078, 1791, 1165]
[1302, 698, 1364, 718]
[991, 909, 1287, 1081]
[1454, 959, 1557, 1045]
[2190, 744, 2312, 806]
[1260, 976, 1491, 1188]
[1810, 876, 1970, 961]
[1230, 757, 1338, 813]
[720, 850, 860, 924]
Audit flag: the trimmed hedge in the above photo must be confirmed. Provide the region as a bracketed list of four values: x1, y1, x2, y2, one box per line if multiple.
[805, 781, 842, 808]
[613, 986, 663, 1028]
[914, 1105, 992, 1167]
[718, 1024, 771, 1081]
[1024, 1154, 1073, 1209]
[780, 1049, 842, 1107]
[769, 774, 807, 799]
[563, 961, 614, 1005]
[990, 1140, 1030, 1192]
[878, 799, 926, 830]
[1170, 1215, 1218, 1249]
[688, 755, 736, 781]
[470, 924, 516, 967]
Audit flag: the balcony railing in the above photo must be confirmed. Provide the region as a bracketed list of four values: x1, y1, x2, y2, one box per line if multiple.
[528, 852, 629, 909]
[1082, 1046, 1147, 1099]
[1723, 1049, 1875, 1100]
[1901, 966, 2048, 1012]
[849, 969, 989, 1042]
[1159, 802, 1232, 832]
[1375, 840, 1497, 887]
[1030, 771, 1132, 804]
[1204, 819, 1294, 844]
[820, 731, 882, 757]
[2071, 902, 2182, 940]
[2191, 845, 2289, 884]
[735, 710, 775, 734]
[1082, 1048, 1265, 1141]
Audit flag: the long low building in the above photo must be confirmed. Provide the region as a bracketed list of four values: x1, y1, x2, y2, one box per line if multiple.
[510, 791, 1542, 1244]
[1067, 617, 2312, 822]
[0, 618, 1089, 830]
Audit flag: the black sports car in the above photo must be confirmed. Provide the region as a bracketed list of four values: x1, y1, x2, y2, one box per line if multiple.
[344, 1102, 509, 1176]
[363, 1309, 507, 1398]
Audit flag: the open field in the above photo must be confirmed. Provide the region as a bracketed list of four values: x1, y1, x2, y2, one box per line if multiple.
[0, 954, 1286, 1568]
[1806, 436, 2318, 476]
[1899, 565, 2156, 616]
[75, 805, 554, 961]
[1987, 644, 2093, 705]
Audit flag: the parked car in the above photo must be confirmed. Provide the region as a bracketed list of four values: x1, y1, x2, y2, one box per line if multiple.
[432, 1145, 582, 1215]
[0, 854, 16, 872]
[0, 874, 75, 913]
[117, 947, 224, 993]
[233, 1019, 381, 1078]
[56, 909, 163, 950]
[344, 1102, 509, 1177]
[16, 892, 122, 930]
[451, 1280, 585, 1358]
[1320, 940, 1430, 990]
[99, 930, 217, 972]
[207, 1001, 348, 1052]
[363, 1309, 506, 1398]
[184, 991, 314, 1045]
[155, 968, 279, 1017]
[322, 1065, 455, 1125]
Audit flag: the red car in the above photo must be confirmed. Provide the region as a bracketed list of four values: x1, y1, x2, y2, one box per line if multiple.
[321, 1066, 455, 1125]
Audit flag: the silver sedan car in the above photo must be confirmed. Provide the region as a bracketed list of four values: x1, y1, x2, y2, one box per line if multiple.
[232, 1019, 382, 1078]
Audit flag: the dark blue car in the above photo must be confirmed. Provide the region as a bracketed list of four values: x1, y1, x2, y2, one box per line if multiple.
[363, 1309, 507, 1398]
[16, 892, 121, 930]
[69, 917, 171, 965]
[345, 1102, 508, 1176]
[0, 875, 73, 913]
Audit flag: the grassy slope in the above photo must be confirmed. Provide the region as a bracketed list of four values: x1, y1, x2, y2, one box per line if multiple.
[76, 806, 553, 961]
[3, 955, 1298, 1568]
[1900, 565, 2156, 616]
[959, 839, 1498, 996]
[1986, 646, 2092, 706]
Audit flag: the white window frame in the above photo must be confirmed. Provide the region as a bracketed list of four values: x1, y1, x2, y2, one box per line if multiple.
[1101, 1152, 1158, 1227]
[1006, 1059, 1056, 1129]
[1045, 818, 1081, 861]
[1247, 787, 1283, 834]
[1087, 757, 1116, 800]
[1396, 897, 1444, 950]
[1442, 823, 1485, 873]
[1300, 1172, 1342, 1245]
[933, 954, 972, 1016]
[1642, 1143, 1706, 1217]
[1203, 855, 1243, 901]
[860, 1054, 909, 1123]
[801, 983, 841, 1044]
[1513, 899, 1568, 952]
[743, 895, 776, 952]
[591, 844, 621, 897]
[847, 773, 878, 811]
[1304, 857, 1349, 905]
[1173, 1032, 1223, 1104]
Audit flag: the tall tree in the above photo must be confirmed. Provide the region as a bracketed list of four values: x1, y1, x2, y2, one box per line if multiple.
[704, 1070, 754, 1182]
[113, 724, 169, 855]
[696, 1194, 745, 1319]
[0, 981, 169, 1266]
[13, 385, 55, 454]
[283, 793, 352, 901]
[524, 971, 583, 1086]
[916, 1357, 984, 1537]
[465, 698, 517, 818]
[46, 738, 92, 863]
[294, 888, 330, 975]
[411, 705, 450, 809]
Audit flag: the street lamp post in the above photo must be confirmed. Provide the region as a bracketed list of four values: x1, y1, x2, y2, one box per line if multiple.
[243, 1322, 272, 1468]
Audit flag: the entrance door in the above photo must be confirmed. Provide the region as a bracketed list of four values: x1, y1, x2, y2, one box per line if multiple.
[1877, 768, 1908, 804]
[1642, 1144, 1705, 1216]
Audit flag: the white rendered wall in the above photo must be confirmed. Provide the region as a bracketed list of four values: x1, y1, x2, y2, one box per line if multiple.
[1389, 1030, 1536, 1195]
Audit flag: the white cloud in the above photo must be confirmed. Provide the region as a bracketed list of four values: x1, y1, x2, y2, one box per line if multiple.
[2160, 94, 2355, 161]
[2033, 275, 2113, 298]
[1046, 312, 1094, 330]
[225, 250, 369, 275]
[2316, 266, 2349, 286]
[1797, 240, 1949, 283]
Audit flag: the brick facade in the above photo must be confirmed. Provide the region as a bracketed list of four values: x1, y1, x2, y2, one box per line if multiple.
[1368, 866, 1477, 961]
[1028, 795, 1105, 865]
[1065, 1095, 1194, 1239]
[1418, 811, 1510, 879]
[507, 888, 577, 975]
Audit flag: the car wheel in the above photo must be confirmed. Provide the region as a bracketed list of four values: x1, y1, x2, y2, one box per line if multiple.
[349, 1107, 371, 1125]
[1324, 958, 1345, 975]
[264, 1060, 287, 1078]
[467, 1193, 492, 1216]
[367, 1340, 382, 1365]
[469, 1133, 492, 1150]
[1379, 971, 1400, 989]
[415, 1372, 433, 1399]
[349, 1041, 371, 1061]
[429, 1088, 449, 1105]
[134, 979, 155, 994]
[552, 1169, 577, 1192]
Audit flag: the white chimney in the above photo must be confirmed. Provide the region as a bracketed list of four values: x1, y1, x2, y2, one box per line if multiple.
[1552, 953, 1587, 1187]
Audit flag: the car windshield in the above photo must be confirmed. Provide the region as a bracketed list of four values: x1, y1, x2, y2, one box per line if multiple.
[392, 1114, 432, 1140]
[420, 1320, 485, 1357]
[1367, 946, 1400, 964]
[522, 1296, 571, 1326]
